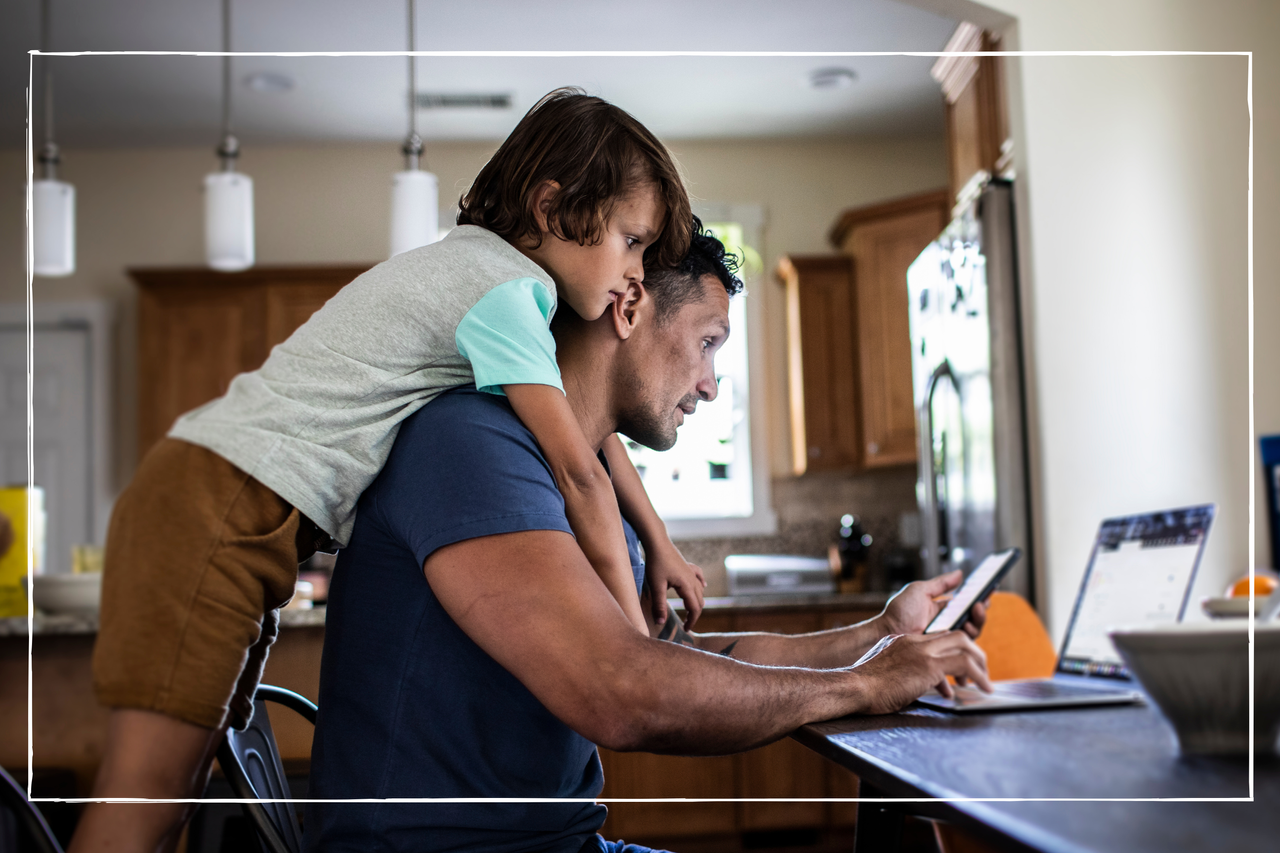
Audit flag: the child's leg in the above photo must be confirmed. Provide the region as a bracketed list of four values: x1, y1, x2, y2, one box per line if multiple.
[70, 439, 303, 852]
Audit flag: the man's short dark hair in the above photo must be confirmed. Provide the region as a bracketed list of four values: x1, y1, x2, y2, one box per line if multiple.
[456, 88, 692, 268]
[645, 217, 745, 324]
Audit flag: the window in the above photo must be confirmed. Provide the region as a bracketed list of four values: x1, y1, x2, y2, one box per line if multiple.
[623, 206, 776, 537]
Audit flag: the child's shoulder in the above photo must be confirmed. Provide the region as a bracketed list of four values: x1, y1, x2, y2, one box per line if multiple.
[393, 226, 550, 290]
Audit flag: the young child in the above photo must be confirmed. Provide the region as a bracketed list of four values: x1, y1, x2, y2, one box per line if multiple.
[74, 88, 704, 852]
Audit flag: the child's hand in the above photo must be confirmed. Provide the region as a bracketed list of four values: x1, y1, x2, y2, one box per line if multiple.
[645, 545, 707, 630]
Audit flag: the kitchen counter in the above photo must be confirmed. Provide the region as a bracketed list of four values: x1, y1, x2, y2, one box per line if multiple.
[0, 606, 328, 637]
[0, 591, 893, 637]
[3, 590, 892, 794]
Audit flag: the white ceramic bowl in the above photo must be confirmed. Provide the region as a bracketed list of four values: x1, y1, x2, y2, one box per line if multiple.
[1110, 621, 1280, 755]
[30, 573, 102, 616]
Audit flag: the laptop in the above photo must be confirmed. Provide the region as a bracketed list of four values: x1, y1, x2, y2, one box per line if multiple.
[917, 504, 1215, 713]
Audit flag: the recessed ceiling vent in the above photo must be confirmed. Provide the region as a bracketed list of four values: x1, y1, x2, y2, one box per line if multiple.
[808, 67, 857, 90]
[414, 92, 512, 109]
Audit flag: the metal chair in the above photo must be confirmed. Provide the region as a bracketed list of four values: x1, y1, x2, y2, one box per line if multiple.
[216, 684, 317, 853]
[0, 764, 63, 853]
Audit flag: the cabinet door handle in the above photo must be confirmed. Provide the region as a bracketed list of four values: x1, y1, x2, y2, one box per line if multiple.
[867, 442, 880, 455]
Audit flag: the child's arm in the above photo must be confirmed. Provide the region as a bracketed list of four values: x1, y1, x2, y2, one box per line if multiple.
[504, 383, 648, 633]
[602, 433, 707, 630]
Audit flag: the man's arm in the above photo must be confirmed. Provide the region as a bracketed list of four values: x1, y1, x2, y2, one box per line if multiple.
[424, 529, 990, 756]
[647, 571, 989, 670]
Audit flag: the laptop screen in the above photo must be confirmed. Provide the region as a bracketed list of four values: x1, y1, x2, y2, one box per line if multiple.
[1057, 504, 1214, 678]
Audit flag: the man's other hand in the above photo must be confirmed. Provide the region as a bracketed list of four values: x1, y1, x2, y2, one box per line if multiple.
[848, 631, 992, 714]
[878, 571, 988, 640]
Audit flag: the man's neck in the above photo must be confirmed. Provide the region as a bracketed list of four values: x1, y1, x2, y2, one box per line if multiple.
[554, 322, 619, 453]
[559, 365, 615, 453]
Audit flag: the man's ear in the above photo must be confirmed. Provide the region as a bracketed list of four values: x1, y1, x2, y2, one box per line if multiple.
[609, 281, 646, 341]
[529, 180, 561, 234]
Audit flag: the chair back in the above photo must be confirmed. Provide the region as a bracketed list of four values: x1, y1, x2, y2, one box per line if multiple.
[217, 684, 317, 853]
[0, 764, 62, 853]
[974, 591, 1057, 681]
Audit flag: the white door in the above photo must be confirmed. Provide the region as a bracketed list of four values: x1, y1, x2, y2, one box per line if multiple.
[0, 323, 93, 575]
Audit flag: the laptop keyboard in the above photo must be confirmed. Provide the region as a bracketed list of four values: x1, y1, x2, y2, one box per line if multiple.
[994, 680, 1123, 699]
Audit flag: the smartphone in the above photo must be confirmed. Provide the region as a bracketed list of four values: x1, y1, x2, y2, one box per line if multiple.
[924, 548, 1022, 634]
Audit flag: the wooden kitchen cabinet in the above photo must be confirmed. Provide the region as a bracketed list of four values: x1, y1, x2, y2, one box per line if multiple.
[931, 22, 1011, 204]
[732, 610, 827, 830]
[131, 265, 371, 457]
[777, 256, 861, 474]
[780, 190, 947, 475]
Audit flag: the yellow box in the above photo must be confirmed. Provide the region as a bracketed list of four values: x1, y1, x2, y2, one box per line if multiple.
[0, 486, 46, 618]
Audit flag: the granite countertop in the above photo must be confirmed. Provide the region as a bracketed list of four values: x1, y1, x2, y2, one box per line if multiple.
[690, 591, 892, 611]
[0, 606, 328, 637]
[2, 591, 892, 637]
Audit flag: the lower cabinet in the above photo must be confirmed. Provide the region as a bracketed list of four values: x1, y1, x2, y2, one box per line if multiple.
[599, 605, 876, 841]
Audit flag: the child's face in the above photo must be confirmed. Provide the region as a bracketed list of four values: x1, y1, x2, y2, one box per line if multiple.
[536, 184, 665, 321]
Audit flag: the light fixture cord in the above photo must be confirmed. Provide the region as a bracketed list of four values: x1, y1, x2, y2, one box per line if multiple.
[216, 0, 239, 171]
[39, 0, 58, 179]
[402, 0, 424, 171]
[222, 0, 231, 138]
[408, 0, 416, 140]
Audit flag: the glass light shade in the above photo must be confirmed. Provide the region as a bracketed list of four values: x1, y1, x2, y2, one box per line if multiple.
[204, 171, 255, 272]
[32, 179, 75, 277]
[390, 169, 439, 258]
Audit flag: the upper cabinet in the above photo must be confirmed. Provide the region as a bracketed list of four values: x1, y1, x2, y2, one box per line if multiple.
[779, 190, 949, 476]
[131, 265, 370, 458]
[932, 22, 1013, 205]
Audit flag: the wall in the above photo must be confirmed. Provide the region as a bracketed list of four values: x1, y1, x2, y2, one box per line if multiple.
[1, 135, 949, 593]
[914, 0, 1278, 639]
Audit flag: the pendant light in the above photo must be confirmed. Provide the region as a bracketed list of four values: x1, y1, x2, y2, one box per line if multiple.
[389, 0, 439, 258]
[32, 0, 74, 277]
[204, 0, 254, 272]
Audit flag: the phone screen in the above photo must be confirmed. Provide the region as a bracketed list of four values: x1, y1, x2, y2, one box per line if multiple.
[924, 549, 1020, 634]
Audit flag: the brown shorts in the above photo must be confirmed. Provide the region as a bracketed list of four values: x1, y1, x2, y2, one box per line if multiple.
[93, 438, 323, 730]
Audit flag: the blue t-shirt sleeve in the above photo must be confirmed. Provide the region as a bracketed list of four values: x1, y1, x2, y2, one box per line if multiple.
[370, 389, 575, 567]
[455, 278, 563, 396]
[364, 388, 645, 595]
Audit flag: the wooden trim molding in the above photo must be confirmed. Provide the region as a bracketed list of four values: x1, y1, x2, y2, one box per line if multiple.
[128, 264, 374, 289]
[930, 21, 984, 104]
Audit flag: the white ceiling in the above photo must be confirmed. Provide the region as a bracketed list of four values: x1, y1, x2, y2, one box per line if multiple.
[5, 0, 961, 149]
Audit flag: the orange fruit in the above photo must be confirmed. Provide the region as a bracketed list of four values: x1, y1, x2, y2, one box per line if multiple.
[1228, 575, 1278, 598]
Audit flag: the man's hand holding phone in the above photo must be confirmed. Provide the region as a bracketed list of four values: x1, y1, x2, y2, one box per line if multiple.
[878, 569, 989, 640]
[924, 548, 1021, 635]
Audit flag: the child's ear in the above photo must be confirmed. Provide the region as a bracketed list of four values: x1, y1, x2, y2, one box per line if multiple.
[530, 180, 562, 234]
[610, 281, 645, 341]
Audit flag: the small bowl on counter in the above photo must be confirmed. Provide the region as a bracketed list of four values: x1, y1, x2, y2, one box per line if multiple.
[30, 572, 102, 616]
[1110, 621, 1280, 755]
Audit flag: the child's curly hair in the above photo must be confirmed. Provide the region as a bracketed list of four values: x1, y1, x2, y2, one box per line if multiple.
[457, 88, 692, 268]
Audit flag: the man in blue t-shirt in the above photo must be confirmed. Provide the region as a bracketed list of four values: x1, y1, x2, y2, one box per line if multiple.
[306, 232, 992, 853]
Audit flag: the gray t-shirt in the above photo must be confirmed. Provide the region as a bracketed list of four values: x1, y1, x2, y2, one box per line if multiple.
[169, 226, 558, 546]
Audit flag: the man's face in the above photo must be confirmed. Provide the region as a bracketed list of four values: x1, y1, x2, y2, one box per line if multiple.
[616, 274, 731, 452]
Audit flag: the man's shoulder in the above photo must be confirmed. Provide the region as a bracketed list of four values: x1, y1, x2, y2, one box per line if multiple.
[379, 387, 553, 506]
[365, 386, 570, 567]
[396, 386, 532, 451]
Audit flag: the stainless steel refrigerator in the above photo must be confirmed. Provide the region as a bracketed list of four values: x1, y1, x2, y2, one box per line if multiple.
[906, 179, 1034, 601]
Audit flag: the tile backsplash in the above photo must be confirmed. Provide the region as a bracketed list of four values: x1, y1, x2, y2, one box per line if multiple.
[672, 465, 920, 597]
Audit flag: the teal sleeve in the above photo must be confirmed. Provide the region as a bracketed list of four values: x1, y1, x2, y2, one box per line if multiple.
[454, 278, 563, 396]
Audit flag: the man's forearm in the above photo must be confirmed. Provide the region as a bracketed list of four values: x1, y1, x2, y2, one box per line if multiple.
[608, 637, 875, 754]
[424, 530, 886, 755]
[656, 610, 888, 670]
[424, 529, 987, 758]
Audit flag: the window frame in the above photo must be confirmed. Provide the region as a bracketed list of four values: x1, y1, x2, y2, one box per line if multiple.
[657, 203, 777, 539]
